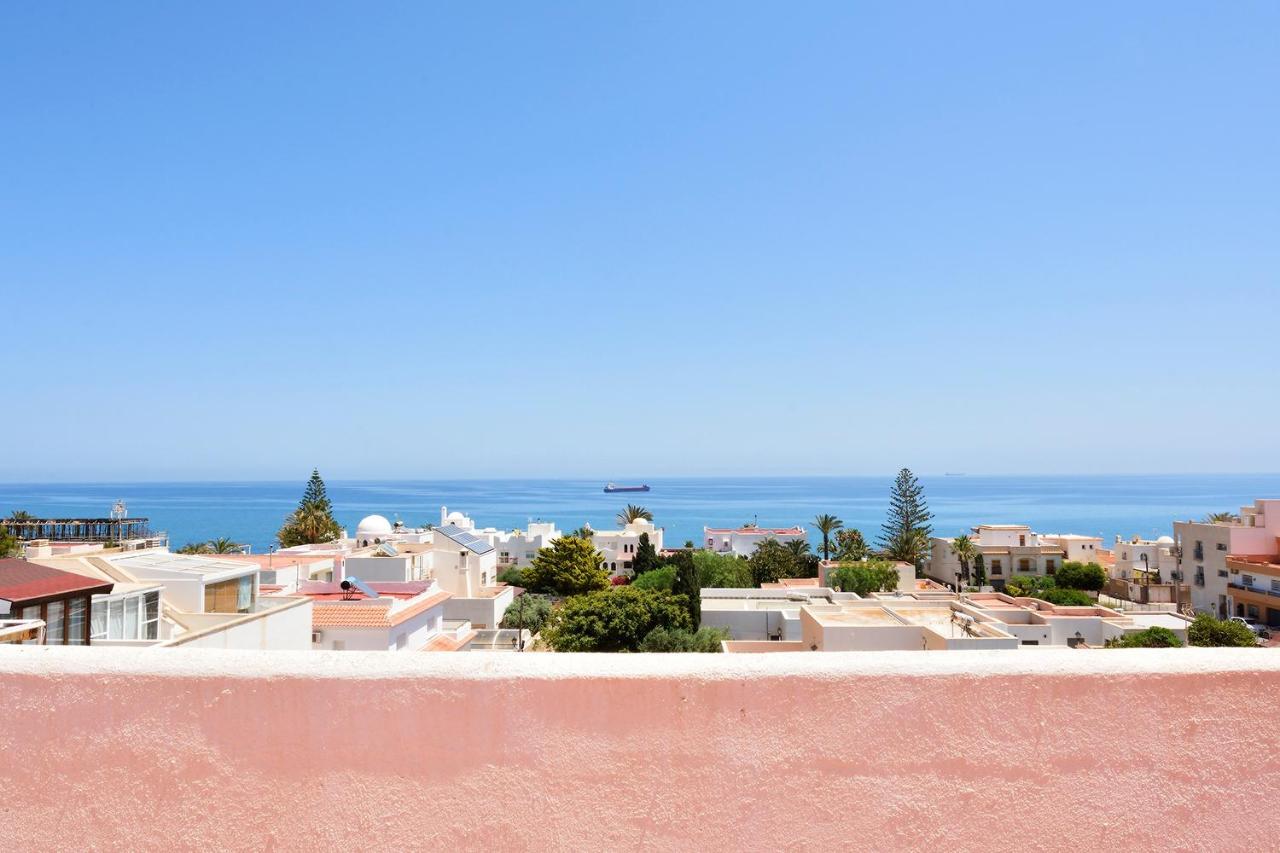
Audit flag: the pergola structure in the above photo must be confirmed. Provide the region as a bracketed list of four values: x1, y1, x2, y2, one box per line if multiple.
[1, 517, 154, 543]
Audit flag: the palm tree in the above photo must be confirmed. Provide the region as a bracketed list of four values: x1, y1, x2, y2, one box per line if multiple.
[6, 510, 34, 522]
[813, 514, 843, 561]
[783, 538, 812, 559]
[617, 505, 653, 525]
[951, 534, 977, 588]
[208, 537, 242, 554]
[178, 541, 212, 555]
[1204, 511, 1238, 524]
[567, 526, 594, 540]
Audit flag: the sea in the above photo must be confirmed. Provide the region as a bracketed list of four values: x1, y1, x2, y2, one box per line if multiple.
[2, 474, 1278, 554]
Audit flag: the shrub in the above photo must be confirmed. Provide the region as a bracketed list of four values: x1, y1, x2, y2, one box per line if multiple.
[1038, 588, 1094, 606]
[1188, 613, 1259, 647]
[1107, 626, 1183, 648]
[827, 561, 900, 596]
[631, 565, 675, 592]
[541, 586, 692, 652]
[499, 594, 552, 634]
[497, 567, 526, 587]
[638, 626, 728, 653]
[1005, 574, 1054, 597]
[693, 551, 752, 588]
[1055, 561, 1107, 591]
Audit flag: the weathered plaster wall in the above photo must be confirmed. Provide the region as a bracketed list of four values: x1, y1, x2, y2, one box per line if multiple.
[2, 647, 1279, 851]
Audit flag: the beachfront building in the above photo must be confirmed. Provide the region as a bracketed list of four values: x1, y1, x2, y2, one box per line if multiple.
[588, 518, 664, 577]
[287, 580, 474, 652]
[703, 524, 807, 557]
[1175, 499, 1280, 618]
[0, 558, 113, 645]
[928, 525, 1068, 588]
[437, 506, 561, 569]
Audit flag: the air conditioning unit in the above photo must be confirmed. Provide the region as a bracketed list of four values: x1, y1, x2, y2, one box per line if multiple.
[311, 630, 324, 644]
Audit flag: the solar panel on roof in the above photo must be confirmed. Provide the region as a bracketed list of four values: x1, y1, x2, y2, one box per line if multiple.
[436, 524, 495, 554]
[376, 542, 399, 557]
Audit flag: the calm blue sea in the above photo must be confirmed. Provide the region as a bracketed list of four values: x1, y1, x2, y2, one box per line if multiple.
[1, 475, 1277, 554]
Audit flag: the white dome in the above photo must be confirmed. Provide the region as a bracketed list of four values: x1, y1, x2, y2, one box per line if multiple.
[445, 511, 466, 524]
[1156, 535, 1175, 546]
[356, 514, 393, 537]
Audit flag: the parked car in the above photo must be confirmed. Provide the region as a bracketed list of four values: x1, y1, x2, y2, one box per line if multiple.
[1229, 616, 1271, 639]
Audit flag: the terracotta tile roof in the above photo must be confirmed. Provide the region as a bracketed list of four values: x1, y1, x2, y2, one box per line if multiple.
[0, 558, 114, 604]
[422, 629, 477, 651]
[297, 581, 431, 600]
[311, 590, 451, 629]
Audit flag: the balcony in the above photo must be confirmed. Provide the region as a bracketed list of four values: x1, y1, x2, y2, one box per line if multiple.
[2, 647, 1279, 848]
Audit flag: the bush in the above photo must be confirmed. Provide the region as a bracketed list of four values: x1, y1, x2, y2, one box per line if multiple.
[499, 594, 552, 634]
[827, 561, 900, 596]
[1004, 574, 1054, 597]
[749, 539, 801, 586]
[1107, 626, 1183, 648]
[631, 565, 675, 592]
[523, 536, 610, 596]
[638, 626, 728, 653]
[1038, 588, 1094, 606]
[693, 551, 752, 588]
[1188, 613, 1259, 647]
[541, 586, 693, 652]
[497, 567, 526, 587]
[1055, 561, 1107, 591]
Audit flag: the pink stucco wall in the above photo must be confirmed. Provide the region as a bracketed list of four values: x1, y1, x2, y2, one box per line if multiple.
[3, 647, 1280, 851]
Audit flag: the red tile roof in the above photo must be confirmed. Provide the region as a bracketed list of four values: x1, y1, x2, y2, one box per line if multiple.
[311, 590, 451, 629]
[422, 629, 477, 652]
[297, 580, 431, 601]
[704, 526, 806, 535]
[0, 559, 114, 604]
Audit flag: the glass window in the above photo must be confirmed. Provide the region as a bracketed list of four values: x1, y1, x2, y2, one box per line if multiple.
[67, 598, 86, 645]
[46, 600, 65, 645]
[20, 605, 41, 645]
[109, 599, 124, 638]
[144, 591, 160, 640]
[91, 600, 108, 639]
[237, 575, 253, 613]
[124, 596, 140, 639]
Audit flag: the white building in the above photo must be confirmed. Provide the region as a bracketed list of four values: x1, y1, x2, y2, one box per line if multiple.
[290, 580, 474, 652]
[703, 525, 807, 557]
[1040, 534, 1104, 564]
[701, 587, 854, 642]
[1175, 499, 1280, 618]
[929, 525, 1070, 588]
[588, 518, 663, 577]
[1110, 535, 1179, 581]
[437, 506, 561, 570]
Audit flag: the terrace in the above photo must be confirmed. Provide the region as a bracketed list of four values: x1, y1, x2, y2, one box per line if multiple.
[2, 647, 1277, 849]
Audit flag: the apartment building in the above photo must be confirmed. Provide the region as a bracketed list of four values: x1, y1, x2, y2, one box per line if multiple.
[929, 524, 1069, 587]
[1175, 499, 1280, 618]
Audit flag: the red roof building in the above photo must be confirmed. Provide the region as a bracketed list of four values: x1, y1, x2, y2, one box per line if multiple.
[0, 558, 114, 645]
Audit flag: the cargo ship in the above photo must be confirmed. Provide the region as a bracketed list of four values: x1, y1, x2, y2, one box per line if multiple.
[603, 483, 650, 493]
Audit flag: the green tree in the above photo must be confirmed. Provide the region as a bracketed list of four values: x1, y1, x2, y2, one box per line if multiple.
[524, 536, 610, 596]
[834, 528, 869, 562]
[638, 626, 727, 652]
[1203, 511, 1238, 523]
[1005, 574, 1055, 597]
[497, 567, 526, 587]
[1188, 613, 1259, 647]
[812, 514, 843, 561]
[670, 549, 701, 629]
[950, 534, 977, 586]
[1107, 626, 1183, 648]
[827, 560, 901, 596]
[878, 468, 933, 565]
[207, 537, 242, 554]
[693, 551, 752, 588]
[0, 529, 21, 558]
[631, 565, 675, 591]
[277, 469, 341, 548]
[631, 531, 661, 578]
[783, 538, 820, 577]
[1055, 561, 1107, 591]
[973, 553, 987, 588]
[566, 526, 593, 540]
[6, 509, 34, 522]
[749, 539, 799, 586]
[541, 587, 692, 652]
[177, 541, 212, 555]
[617, 504, 653, 525]
[499, 594, 552, 635]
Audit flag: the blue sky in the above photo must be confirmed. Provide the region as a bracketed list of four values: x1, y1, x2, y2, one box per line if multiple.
[2, 2, 1278, 480]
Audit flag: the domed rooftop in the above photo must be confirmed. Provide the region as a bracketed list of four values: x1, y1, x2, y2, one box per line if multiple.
[1156, 535, 1175, 546]
[445, 511, 467, 525]
[356, 514, 393, 537]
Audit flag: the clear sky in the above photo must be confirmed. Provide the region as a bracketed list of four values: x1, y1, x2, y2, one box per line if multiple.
[3, 2, 1278, 481]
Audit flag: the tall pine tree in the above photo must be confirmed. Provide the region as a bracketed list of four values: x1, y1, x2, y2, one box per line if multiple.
[301, 468, 333, 514]
[878, 468, 933, 566]
[278, 468, 341, 547]
[670, 548, 701, 629]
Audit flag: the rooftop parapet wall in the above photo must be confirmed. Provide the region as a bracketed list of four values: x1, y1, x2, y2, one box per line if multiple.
[2, 648, 1280, 851]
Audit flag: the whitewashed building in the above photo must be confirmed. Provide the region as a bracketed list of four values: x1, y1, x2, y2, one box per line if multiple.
[703, 525, 808, 557]
[587, 518, 664, 577]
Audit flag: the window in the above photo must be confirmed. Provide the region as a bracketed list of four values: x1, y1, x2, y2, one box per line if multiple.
[1218, 570, 1229, 578]
[67, 598, 86, 645]
[1272, 579, 1280, 594]
[91, 601, 108, 640]
[1045, 559, 1056, 574]
[1018, 559, 1031, 571]
[1194, 541, 1204, 560]
[1216, 543, 1227, 551]
[144, 591, 159, 640]
[1019, 535, 1026, 546]
[20, 605, 40, 645]
[990, 559, 1003, 575]
[124, 596, 140, 638]
[1247, 605, 1260, 620]
[1243, 575, 1255, 587]
[45, 600, 65, 645]
[204, 575, 256, 614]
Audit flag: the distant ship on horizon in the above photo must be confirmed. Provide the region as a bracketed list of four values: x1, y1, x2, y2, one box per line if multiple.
[603, 482, 650, 493]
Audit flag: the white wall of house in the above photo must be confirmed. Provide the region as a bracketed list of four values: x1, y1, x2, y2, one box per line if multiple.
[314, 605, 446, 652]
[171, 599, 313, 650]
